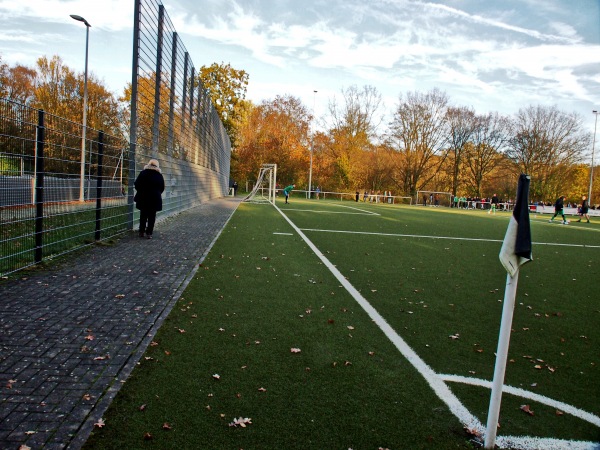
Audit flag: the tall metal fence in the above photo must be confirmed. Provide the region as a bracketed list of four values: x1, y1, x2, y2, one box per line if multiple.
[0, 99, 130, 275]
[0, 0, 232, 276]
[128, 0, 231, 224]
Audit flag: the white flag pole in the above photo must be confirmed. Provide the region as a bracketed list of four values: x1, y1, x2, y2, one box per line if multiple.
[484, 270, 520, 449]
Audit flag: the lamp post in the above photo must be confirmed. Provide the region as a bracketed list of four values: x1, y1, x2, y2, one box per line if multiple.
[589, 110, 598, 207]
[70, 14, 91, 202]
[308, 90, 317, 199]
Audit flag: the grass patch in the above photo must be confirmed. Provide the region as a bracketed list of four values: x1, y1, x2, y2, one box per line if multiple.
[84, 199, 599, 449]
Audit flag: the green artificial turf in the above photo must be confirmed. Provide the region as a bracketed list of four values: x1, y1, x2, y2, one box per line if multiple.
[84, 198, 600, 449]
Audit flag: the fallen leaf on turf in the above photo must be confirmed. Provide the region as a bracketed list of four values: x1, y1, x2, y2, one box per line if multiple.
[347, 326, 355, 330]
[164, 350, 171, 356]
[258, 387, 267, 392]
[520, 405, 534, 416]
[368, 351, 375, 356]
[139, 404, 146, 411]
[85, 335, 94, 341]
[94, 418, 106, 428]
[25, 431, 36, 435]
[290, 348, 301, 353]
[94, 355, 109, 361]
[229, 417, 252, 428]
[143, 432, 153, 440]
[177, 328, 186, 333]
[150, 341, 159, 346]
[162, 423, 172, 430]
[115, 294, 125, 299]
[463, 427, 482, 438]
[18, 446, 31, 450]
[534, 365, 542, 369]
[82, 394, 92, 401]
[213, 374, 220, 380]
[556, 410, 564, 416]
[449, 334, 460, 340]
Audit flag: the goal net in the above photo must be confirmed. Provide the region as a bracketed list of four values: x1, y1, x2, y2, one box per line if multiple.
[416, 191, 453, 207]
[243, 164, 277, 204]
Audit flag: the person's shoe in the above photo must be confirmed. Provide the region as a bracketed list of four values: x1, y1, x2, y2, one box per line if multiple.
[562, 221, 568, 225]
[139, 231, 145, 238]
[146, 234, 153, 239]
[577, 219, 581, 222]
[587, 220, 590, 223]
[548, 219, 553, 223]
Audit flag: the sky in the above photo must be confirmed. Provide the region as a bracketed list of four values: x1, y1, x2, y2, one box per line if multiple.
[1, 0, 599, 135]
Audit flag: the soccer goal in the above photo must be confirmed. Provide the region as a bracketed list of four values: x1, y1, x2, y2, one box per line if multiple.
[416, 191, 453, 207]
[243, 164, 277, 204]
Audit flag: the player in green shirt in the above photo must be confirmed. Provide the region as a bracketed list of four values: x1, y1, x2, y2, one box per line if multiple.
[283, 184, 295, 204]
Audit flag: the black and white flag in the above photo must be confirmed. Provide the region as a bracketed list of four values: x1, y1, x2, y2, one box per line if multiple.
[499, 174, 532, 277]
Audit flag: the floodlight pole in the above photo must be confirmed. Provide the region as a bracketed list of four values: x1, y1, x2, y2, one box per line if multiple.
[589, 110, 598, 206]
[308, 90, 317, 199]
[71, 14, 91, 203]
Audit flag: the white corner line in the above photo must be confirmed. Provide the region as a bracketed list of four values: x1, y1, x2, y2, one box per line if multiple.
[440, 374, 600, 427]
[274, 204, 484, 434]
[275, 205, 600, 449]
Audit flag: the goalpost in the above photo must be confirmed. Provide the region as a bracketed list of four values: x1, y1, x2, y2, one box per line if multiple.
[243, 164, 277, 205]
[416, 190, 453, 207]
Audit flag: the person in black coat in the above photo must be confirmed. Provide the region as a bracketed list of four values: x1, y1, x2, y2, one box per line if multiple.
[134, 159, 165, 239]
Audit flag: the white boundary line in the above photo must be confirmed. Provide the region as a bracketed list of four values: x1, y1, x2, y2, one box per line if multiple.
[273, 206, 600, 449]
[299, 228, 600, 249]
[440, 374, 600, 427]
[282, 204, 380, 216]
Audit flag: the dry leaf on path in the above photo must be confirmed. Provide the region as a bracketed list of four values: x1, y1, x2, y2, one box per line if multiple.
[94, 418, 106, 428]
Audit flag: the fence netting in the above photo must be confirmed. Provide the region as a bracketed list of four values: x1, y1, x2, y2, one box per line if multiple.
[0, 0, 232, 276]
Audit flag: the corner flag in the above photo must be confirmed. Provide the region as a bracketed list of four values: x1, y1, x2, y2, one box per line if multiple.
[485, 174, 533, 449]
[499, 174, 532, 277]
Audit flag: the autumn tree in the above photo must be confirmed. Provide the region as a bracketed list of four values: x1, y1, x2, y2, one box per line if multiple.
[506, 105, 590, 201]
[445, 106, 476, 197]
[463, 112, 510, 197]
[0, 60, 36, 104]
[198, 62, 249, 149]
[325, 85, 383, 189]
[234, 95, 311, 187]
[387, 88, 449, 196]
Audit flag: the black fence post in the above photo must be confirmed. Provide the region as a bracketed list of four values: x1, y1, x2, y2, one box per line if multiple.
[34, 109, 45, 264]
[95, 131, 104, 241]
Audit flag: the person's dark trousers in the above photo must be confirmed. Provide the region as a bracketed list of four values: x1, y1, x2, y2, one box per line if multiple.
[139, 209, 157, 236]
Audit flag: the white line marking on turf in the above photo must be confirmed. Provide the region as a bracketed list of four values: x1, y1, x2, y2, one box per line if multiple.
[274, 207, 600, 449]
[441, 374, 600, 427]
[283, 209, 379, 215]
[299, 228, 600, 249]
[336, 204, 380, 215]
[274, 205, 484, 435]
[273, 232, 294, 235]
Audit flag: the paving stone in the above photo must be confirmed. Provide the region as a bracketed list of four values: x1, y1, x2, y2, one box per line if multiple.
[0, 197, 241, 449]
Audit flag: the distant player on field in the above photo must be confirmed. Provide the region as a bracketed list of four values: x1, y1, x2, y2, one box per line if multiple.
[283, 184, 295, 204]
[549, 195, 568, 224]
[488, 193, 499, 214]
[576, 195, 590, 223]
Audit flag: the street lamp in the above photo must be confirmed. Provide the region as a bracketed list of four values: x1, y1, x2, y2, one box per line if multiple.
[589, 110, 598, 207]
[308, 90, 317, 199]
[70, 14, 91, 202]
